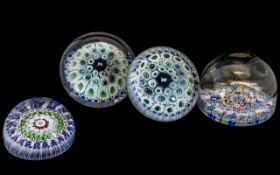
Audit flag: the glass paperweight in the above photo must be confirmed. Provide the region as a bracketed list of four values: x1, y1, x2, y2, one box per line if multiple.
[60, 32, 134, 108]
[127, 47, 200, 122]
[197, 52, 277, 126]
[3, 97, 75, 160]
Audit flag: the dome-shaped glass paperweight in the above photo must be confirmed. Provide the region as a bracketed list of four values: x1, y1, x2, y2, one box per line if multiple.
[127, 46, 200, 122]
[197, 52, 277, 126]
[3, 97, 75, 160]
[60, 32, 134, 108]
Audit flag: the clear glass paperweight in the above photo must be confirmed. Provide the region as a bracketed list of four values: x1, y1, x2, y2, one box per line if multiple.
[60, 32, 134, 108]
[3, 97, 75, 160]
[127, 47, 200, 122]
[197, 52, 277, 126]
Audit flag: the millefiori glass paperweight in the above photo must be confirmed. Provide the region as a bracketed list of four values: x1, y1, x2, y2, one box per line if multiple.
[127, 46, 200, 122]
[3, 97, 75, 160]
[197, 52, 277, 126]
[60, 32, 134, 108]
